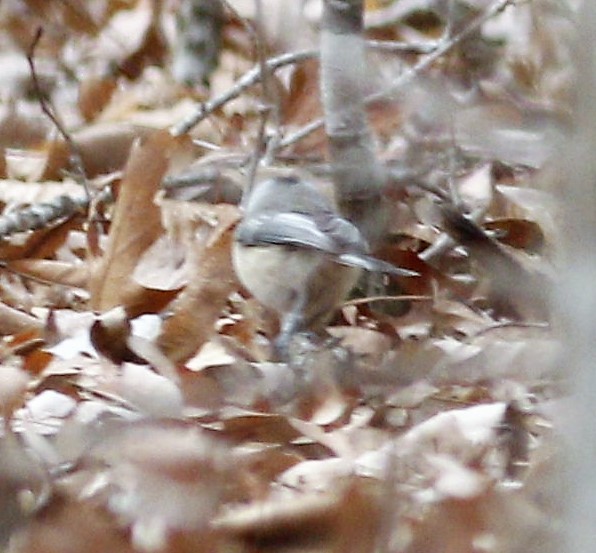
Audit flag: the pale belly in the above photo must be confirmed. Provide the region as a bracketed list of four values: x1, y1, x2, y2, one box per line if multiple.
[232, 243, 360, 330]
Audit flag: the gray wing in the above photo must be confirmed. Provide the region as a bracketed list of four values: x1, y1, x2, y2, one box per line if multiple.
[236, 212, 418, 276]
[235, 212, 341, 252]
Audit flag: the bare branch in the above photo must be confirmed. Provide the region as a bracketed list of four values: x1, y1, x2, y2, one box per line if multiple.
[0, 187, 113, 240]
[280, 0, 515, 150]
[0, 195, 82, 238]
[26, 27, 90, 199]
[171, 50, 315, 137]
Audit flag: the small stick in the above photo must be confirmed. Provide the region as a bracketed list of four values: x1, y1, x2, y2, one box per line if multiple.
[26, 28, 90, 200]
[343, 295, 433, 307]
[367, 39, 439, 54]
[171, 49, 316, 136]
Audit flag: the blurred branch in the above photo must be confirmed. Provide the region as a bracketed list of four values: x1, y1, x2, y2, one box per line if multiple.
[171, 34, 442, 142]
[367, 39, 439, 54]
[0, 195, 82, 238]
[280, 0, 515, 150]
[320, 0, 387, 246]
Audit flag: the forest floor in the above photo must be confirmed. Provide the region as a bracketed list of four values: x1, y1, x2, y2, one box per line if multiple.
[0, 1, 570, 552]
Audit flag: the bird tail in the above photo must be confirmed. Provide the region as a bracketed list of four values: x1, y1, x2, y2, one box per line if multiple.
[337, 253, 419, 276]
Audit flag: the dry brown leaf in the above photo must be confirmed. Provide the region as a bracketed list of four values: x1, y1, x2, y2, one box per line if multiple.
[0, 150, 6, 179]
[14, 390, 77, 435]
[214, 489, 339, 548]
[214, 478, 382, 553]
[440, 205, 552, 320]
[220, 412, 303, 445]
[5, 150, 57, 183]
[22, 349, 53, 376]
[88, 129, 175, 314]
[0, 104, 49, 150]
[73, 123, 153, 177]
[78, 76, 118, 122]
[119, 15, 167, 80]
[17, 494, 136, 553]
[6, 260, 87, 289]
[38, 140, 70, 181]
[99, 363, 183, 417]
[485, 218, 545, 253]
[21, 0, 99, 34]
[132, 233, 190, 291]
[0, 301, 42, 335]
[0, 434, 49, 547]
[157, 205, 240, 364]
[89, 307, 142, 365]
[282, 59, 327, 155]
[406, 495, 489, 553]
[0, 215, 82, 263]
[333, 480, 384, 553]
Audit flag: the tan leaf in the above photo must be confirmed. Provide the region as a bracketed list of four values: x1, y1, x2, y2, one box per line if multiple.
[7, 260, 87, 289]
[157, 206, 240, 363]
[88, 129, 174, 314]
[0, 301, 42, 335]
[214, 478, 382, 553]
[17, 495, 136, 553]
[78, 76, 118, 122]
[0, 216, 82, 262]
[73, 123, 152, 177]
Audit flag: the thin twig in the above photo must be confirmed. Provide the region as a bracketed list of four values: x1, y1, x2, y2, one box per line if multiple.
[171, 49, 316, 136]
[170, 37, 438, 141]
[243, 0, 280, 200]
[468, 320, 550, 338]
[26, 27, 90, 200]
[367, 39, 439, 54]
[279, 0, 515, 150]
[343, 294, 433, 307]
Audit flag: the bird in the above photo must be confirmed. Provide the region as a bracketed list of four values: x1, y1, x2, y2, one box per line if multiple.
[232, 174, 417, 357]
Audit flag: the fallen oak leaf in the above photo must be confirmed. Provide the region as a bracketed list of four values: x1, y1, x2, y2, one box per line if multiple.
[72, 123, 153, 178]
[88, 129, 178, 316]
[0, 301, 43, 335]
[213, 478, 382, 553]
[157, 205, 240, 364]
[5, 259, 87, 289]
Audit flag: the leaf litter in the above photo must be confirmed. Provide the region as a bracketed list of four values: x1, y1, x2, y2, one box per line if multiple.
[0, 1, 571, 552]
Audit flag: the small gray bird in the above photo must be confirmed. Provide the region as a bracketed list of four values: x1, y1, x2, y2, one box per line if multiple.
[233, 175, 416, 356]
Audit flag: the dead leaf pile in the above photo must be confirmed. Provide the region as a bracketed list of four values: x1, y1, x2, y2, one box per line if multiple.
[0, 1, 571, 552]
